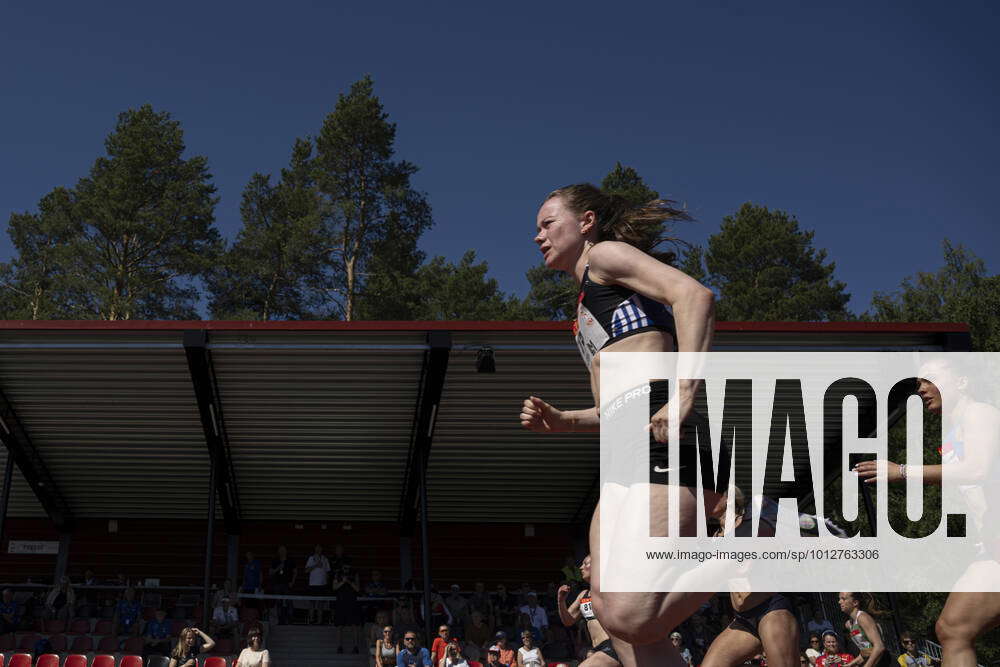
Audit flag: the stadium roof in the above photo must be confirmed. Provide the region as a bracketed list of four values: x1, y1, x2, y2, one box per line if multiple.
[0, 320, 971, 527]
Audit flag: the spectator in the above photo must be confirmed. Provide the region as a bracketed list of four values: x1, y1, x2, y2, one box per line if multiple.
[815, 633, 858, 667]
[486, 646, 505, 667]
[494, 585, 517, 634]
[897, 632, 939, 666]
[432, 624, 457, 666]
[77, 569, 99, 616]
[236, 627, 271, 667]
[493, 631, 516, 667]
[334, 563, 363, 653]
[114, 587, 143, 637]
[242, 551, 263, 596]
[807, 610, 836, 638]
[213, 579, 237, 609]
[671, 632, 693, 666]
[440, 640, 470, 667]
[427, 589, 452, 629]
[447, 585, 470, 634]
[375, 620, 398, 667]
[469, 582, 493, 622]
[800, 652, 811, 667]
[517, 592, 548, 642]
[0, 588, 21, 635]
[806, 634, 824, 666]
[465, 610, 493, 652]
[332, 543, 352, 572]
[394, 597, 419, 637]
[270, 545, 296, 625]
[516, 629, 545, 667]
[305, 544, 331, 624]
[210, 596, 239, 638]
[144, 608, 172, 657]
[82, 569, 98, 586]
[44, 575, 76, 621]
[398, 631, 433, 667]
[367, 570, 389, 597]
[169, 626, 216, 667]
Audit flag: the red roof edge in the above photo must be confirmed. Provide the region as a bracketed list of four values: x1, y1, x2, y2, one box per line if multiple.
[0, 320, 970, 333]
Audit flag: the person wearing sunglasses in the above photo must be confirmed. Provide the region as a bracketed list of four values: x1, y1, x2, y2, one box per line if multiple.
[805, 635, 823, 666]
[896, 633, 939, 667]
[398, 632, 432, 667]
[376, 625, 399, 667]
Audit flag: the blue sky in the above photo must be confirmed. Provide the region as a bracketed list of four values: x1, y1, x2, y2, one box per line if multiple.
[2, 1, 997, 315]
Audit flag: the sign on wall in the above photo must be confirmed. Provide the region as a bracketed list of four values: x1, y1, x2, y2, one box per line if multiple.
[7, 540, 59, 554]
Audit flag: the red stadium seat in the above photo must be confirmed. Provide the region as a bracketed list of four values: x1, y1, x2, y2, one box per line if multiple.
[470, 662, 483, 667]
[47, 634, 68, 652]
[42, 620, 65, 635]
[120, 657, 144, 667]
[63, 656, 89, 667]
[96, 636, 118, 653]
[5, 656, 30, 667]
[34, 655, 60, 667]
[92, 656, 116, 667]
[123, 636, 145, 654]
[69, 635, 93, 653]
[94, 619, 113, 635]
[204, 657, 228, 667]
[68, 618, 91, 635]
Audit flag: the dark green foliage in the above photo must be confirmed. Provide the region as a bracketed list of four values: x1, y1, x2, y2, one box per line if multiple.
[869, 240, 1000, 351]
[410, 251, 532, 320]
[704, 203, 851, 321]
[208, 139, 325, 320]
[314, 75, 433, 320]
[2, 104, 221, 319]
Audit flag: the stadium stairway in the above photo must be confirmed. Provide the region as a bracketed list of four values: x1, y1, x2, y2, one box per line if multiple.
[266, 624, 367, 667]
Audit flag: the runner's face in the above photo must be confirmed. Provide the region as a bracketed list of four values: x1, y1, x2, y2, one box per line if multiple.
[837, 592, 854, 612]
[917, 361, 961, 414]
[535, 197, 588, 273]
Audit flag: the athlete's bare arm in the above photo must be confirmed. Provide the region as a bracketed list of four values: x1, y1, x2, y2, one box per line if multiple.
[520, 396, 599, 433]
[557, 586, 583, 627]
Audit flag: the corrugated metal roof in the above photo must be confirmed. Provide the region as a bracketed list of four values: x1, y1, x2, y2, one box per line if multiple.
[0, 321, 966, 524]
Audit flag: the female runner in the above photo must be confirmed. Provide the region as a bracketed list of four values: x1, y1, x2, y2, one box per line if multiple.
[520, 183, 718, 666]
[837, 593, 885, 667]
[854, 358, 1000, 666]
[557, 554, 620, 667]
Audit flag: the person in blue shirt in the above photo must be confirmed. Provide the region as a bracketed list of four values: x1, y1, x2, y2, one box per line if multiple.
[1, 588, 21, 635]
[243, 551, 263, 594]
[143, 608, 172, 657]
[398, 631, 433, 667]
[114, 587, 143, 637]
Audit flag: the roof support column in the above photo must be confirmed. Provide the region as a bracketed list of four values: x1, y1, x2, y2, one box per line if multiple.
[0, 452, 12, 549]
[203, 448, 218, 626]
[184, 330, 241, 535]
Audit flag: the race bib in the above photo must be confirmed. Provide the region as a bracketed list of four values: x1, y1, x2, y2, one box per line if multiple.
[574, 300, 608, 368]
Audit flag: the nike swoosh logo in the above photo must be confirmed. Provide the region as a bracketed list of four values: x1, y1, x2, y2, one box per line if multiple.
[652, 466, 671, 473]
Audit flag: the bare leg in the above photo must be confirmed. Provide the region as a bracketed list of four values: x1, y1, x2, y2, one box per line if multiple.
[757, 610, 799, 667]
[937, 587, 1000, 667]
[578, 649, 626, 667]
[700, 627, 760, 667]
[591, 484, 724, 665]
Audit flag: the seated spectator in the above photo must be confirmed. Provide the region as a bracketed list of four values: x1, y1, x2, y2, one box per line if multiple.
[447, 585, 470, 634]
[393, 597, 419, 637]
[45, 575, 76, 621]
[376, 622, 398, 667]
[0, 588, 21, 635]
[210, 596, 239, 638]
[169, 626, 216, 667]
[439, 640, 470, 667]
[517, 593, 548, 642]
[516, 630, 545, 667]
[77, 568, 99, 616]
[114, 587, 143, 636]
[366, 570, 389, 597]
[671, 632, 693, 667]
[213, 578, 237, 609]
[494, 586, 517, 634]
[806, 634, 823, 666]
[815, 633, 856, 667]
[807, 610, 836, 638]
[897, 632, 939, 666]
[469, 582, 493, 622]
[465, 610, 492, 653]
[144, 608, 172, 657]
[398, 631, 433, 667]
[428, 589, 452, 629]
[800, 652, 811, 667]
[432, 624, 457, 666]
[492, 632, 516, 667]
[486, 646, 506, 667]
[236, 627, 271, 667]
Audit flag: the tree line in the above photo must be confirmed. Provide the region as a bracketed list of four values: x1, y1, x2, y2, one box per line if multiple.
[3, 76, 996, 353]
